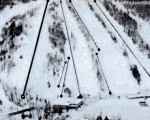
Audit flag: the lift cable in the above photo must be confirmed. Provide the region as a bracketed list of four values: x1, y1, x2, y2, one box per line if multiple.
[60, 57, 70, 98]
[96, 53, 112, 95]
[57, 61, 68, 88]
[60, 0, 83, 99]
[69, 1, 100, 51]
[94, 0, 150, 77]
[21, 0, 50, 99]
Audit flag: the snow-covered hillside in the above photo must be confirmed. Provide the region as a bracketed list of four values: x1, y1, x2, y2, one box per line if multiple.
[0, 0, 150, 120]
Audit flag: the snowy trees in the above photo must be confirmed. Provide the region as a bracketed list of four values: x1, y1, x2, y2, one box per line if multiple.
[0, 0, 35, 10]
[49, 21, 66, 54]
[103, 0, 150, 59]
[121, 0, 150, 21]
[130, 65, 141, 85]
[103, 0, 137, 38]
[0, 0, 11, 10]
[97, 115, 102, 120]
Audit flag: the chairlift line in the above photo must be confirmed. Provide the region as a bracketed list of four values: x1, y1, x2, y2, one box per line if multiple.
[57, 61, 68, 88]
[60, 0, 83, 98]
[96, 53, 112, 95]
[95, 1, 150, 77]
[60, 57, 70, 98]
[69, 1, 100, 52]
[21, 0, 50, 99]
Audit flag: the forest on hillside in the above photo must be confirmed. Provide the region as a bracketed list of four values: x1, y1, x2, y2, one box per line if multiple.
[119, 0, 150, 20]
[0, 0, 36, 10]
[103, 0, 150, 59]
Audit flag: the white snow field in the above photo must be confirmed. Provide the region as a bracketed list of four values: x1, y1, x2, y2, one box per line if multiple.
[0, 0, 150, 119]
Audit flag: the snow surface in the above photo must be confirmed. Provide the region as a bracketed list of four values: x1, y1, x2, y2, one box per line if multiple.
[0, 0, 150, 119]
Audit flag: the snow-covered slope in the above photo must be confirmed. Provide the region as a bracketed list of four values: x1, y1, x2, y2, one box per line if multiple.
[0, 0, 150, 119]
